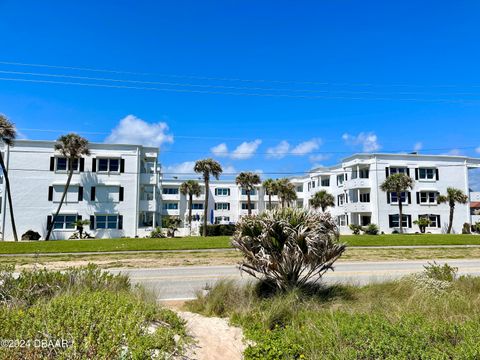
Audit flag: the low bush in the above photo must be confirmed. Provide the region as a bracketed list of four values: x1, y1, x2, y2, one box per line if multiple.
[462, 222, 472, 234]
[348, 224, 362, 235]
[21, 230, 41, 241]
[363, 223, 379, 235]
[149, 226, 166, 238]
[200, 224, 236, 236]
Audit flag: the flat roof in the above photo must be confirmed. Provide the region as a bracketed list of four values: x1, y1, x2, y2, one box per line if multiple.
[9, 139, 159, 152]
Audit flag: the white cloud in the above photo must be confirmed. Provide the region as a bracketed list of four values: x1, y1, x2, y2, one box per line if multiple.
[211, 143, 228, 157]
[266, 141, 290, 159]
[342, 132, 380, 152]
[231, 139, 262, 160]
[105, 115, 174, 147]
[163, 161, 196, 177]
[222, 165, 237, 174]
[446, 149, 462, 156]
[291, 138, 322, 156]
[309, 153, 330, 163]
[413, 142, 422, 152]
[476, 146, 480, 154]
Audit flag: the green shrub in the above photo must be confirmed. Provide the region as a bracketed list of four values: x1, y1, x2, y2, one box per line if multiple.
[423, 261, 458, 282]
[149, 226, 166, 238]
[200, 224, 236, 236]
[462, 222, 472, 234]
[363, 223, 379, 235]
[349, 224, 362, 235]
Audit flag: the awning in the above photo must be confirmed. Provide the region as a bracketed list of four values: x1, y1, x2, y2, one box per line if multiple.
[471, 202, 480, 209]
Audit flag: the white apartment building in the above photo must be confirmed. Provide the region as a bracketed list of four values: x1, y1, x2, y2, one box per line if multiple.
[0, 140, 160, 240]
[0, 140, 479, 240]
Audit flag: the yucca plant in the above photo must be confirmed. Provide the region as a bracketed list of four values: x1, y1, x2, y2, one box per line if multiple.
[232, 207, 346, 291]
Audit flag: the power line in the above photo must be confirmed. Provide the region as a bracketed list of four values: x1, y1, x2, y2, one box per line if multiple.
[3, 60, 480, 89]
[0, 76, 472, 103]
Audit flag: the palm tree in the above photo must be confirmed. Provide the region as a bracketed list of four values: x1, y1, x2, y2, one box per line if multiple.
[236, 172, 261, 215]
[0, 115, 18, 241]
[380, 173, 414, 234]
[180, 179, 202, 233]
[276, 178, 297, 208]
[309, 190, 335, 212]
[194, 158, 222, 237]
[45, 133, 90, 241]
[262, 178, 278, 210]
[438, 187, 468, 234]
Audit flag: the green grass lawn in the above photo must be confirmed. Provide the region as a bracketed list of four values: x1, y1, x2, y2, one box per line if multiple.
[0, 234, 479, 255]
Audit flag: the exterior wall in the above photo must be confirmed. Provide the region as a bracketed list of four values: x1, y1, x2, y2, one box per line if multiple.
[0, 140, 159, 240]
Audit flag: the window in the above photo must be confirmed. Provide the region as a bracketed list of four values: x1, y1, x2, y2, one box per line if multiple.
[215, 216, 230, 224]
[191, 203, 204, 210]
[241, 188, 257, 195]
[419, 214, 441, 228]
[337, 174, 345, 186]
[98, 158, 120, 173]
[390, 167, 408, 175]
[215, 188, 230, 196]
[390, 192, 408, 204]
[311, 181, 316, 189]
[359, 168, 370, 179]
[419, 168, 436, 180]
[337, 194, 345, 206]
[419, 191, 437, 204]
[162, 202, 178, 210]
[360, 193, 370, 203]
[215, 202, 230, 210]
[55, 157, 79, 172]
[296, 185, 303, 192]
[142, 185, 154, 200]
[53, 215, 77, 230]
[321, 177, 330, 187]
[51, 185, 81, 203]
[163, 187, 179, 195]
[351, 169, 358, 179]
[95, 186, 121, 202]
[389, 214, 411, 228]
[96, 215, 121, 229]
[241, 202, 256, 210]
[337, 215, 347, 227]
[296, 200, 303, 208]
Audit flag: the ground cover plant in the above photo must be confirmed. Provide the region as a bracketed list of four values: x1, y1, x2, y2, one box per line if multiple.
[187, 263, 480, 359]
[0, 264, 186, 359]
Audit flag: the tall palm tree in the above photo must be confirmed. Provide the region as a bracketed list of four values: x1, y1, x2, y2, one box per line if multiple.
[276, 178, 297, 208]
[309, 190, 335, 212]
[45, 134, 90, 241]
[236, 172, 261, 215]
[0, 115, 18, 241]
[380, 173, 414, 234]
[180, 179, 202, 233]
[194, 158, 222, 237]
[438, 187, 468, 234]
[262, 178, 278, 210]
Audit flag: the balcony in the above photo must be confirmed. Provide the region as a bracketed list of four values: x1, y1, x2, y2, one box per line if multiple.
[140, 200, 156, 212]
[162, 193, 180, 201]
[141, 173, 156, 184]
[343, 202, 372, 213]
[345, 178, 371, 189]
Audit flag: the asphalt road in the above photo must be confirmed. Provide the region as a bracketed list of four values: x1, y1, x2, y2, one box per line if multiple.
[110, 259, 480, 300]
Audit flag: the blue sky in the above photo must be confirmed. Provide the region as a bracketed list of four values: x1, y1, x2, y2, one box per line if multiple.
[0, 1, 479, 187]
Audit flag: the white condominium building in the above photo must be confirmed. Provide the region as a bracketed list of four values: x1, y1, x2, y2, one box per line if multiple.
[0, 140, 479, 240]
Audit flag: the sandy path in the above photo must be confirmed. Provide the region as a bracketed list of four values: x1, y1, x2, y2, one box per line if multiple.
[177, 311, 246, 360]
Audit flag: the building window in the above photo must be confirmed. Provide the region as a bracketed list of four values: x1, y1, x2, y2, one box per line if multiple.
[419, 191, 437, 204]
[359, 193, 370, 203]
[359, 168, 369, 179]
[55, 157, 79, 172]
[390, 192, 408, 204]
[51, 185, 81, 203]
[388, 214, 412, 228]
[390, 167, 408, 175]
[96, 215, 121, 229]
[215, 202, 230, 210]
[419, 214, 441, 228]
[337, 194, 345, 206]
[241, 202, 256, 210]
[163, 187, 179, 195]
[419, 168, 436, 180]
[296, 185, 303, 192]
[321, 177, 330, 187]
[162, 202, 178, 210]
[215, 216, 230, 224]
[296, 200, 303, 208]
[337, 215, 347, 227]
[53, 214, 77, 230]
[191, 203, 204, 210]
[337, 174, 345, 186]
[241, 188, 257, 195]
[98, 158, 120, 173]
[311, 181, 316, 189]
[215, 188, 230, 196]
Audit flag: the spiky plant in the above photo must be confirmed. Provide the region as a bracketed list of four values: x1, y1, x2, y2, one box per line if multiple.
[45, 133, 90, 241]
[438, 187, 468, 234]
[309, 189, 335, 212]
[236, 172, 261, 215]
[232, 207, 345, 291]
[180, 180, 202, 232]
[380, 173, 414, 233]
[194, 159, 222, 236]
[0, 114, 18, 241]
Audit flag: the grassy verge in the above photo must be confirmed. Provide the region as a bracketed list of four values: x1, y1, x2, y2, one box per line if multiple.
[344, 234, 480, 247]
[0, 264, 187, 359]
[186, 269, 480, 359]
[4, 247, 480, 270]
